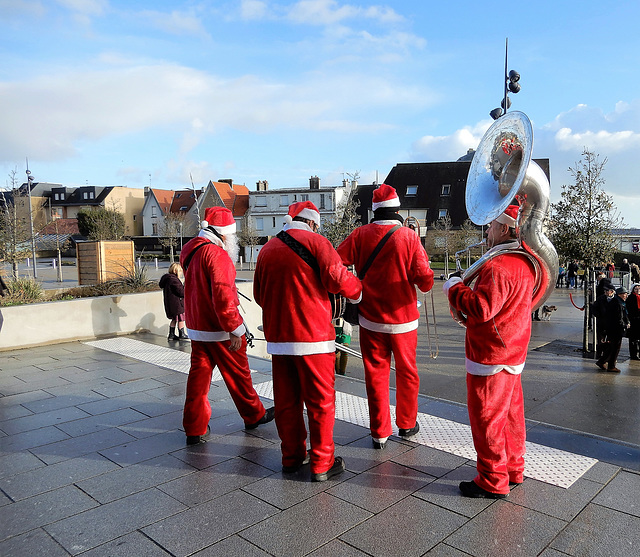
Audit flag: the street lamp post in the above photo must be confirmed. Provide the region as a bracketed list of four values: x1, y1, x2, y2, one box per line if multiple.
[25, 166, 37, 279]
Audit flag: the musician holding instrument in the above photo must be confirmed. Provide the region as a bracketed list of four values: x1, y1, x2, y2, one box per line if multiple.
[254, 201, 362, 482]
[444, 205, 536, 499]
[337, 184, 434, 450]
[180, 207, 274, 446]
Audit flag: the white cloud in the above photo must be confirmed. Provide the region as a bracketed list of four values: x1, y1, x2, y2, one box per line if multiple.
[287, 0, 403, 26]
[0, 0, 46, 18]
[554, 128, 640, 153]
[136, 9, 210, 38]
[240, 0, 268, 20]
[410, 122, 491, 162]
[55, 0, 108, 17]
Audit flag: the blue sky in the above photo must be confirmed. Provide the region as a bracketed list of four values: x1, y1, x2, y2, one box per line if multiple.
[1, 0, 639, 226]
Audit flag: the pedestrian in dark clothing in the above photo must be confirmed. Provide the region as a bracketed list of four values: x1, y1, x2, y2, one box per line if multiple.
[159, 263, 188, 341]
[567, 261, 579, 288]
[628, 284, 640, 360]
[591, 281, 615, 360]
[596, 287, 630, 372]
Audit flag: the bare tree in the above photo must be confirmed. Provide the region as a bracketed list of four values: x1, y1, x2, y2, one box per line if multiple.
[0, 169, 32, 278]
[238, 213, 261, 270]
[322, 196, 361, 248]
[549, 149, 624, 352]
[159, 212, 186, 263]
[429, 214, 455, 277]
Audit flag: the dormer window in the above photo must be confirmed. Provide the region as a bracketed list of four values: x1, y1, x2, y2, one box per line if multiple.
[406, 186, 418, 196]
[441, 184, 451, 196]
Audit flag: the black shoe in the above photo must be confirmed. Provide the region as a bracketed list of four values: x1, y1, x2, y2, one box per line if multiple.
[311, 457, 345, 482]
[399, 422, 420, 438]
[186, 425, 211, 446]
[282, 454, 310, 474]
[178, 328, 190, 341]
[245, 406, 275, 430]
[509, 481, 523, 489]
[372, 439, 387, 450]
[459, 480, 508, 499]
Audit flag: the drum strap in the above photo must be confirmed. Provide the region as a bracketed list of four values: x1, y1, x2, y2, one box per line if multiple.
[358, 225, 400, 280]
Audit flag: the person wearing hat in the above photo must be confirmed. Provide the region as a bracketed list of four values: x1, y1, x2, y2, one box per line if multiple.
[627, 284, 640, 360]
[337, 184, 434, 450]
[444, 204, 536, 499]
[591, 279, 616, 360]
[597, 286, 630, 372]
[254, 201, 362, 482]
[179, 206, 274, 445]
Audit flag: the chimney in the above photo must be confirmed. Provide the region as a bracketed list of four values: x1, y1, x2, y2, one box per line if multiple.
[256, 180, 269, 191]
[219, 179, 233, 186]
[342, 179, 348, 187]
[309, 176, 320, 190]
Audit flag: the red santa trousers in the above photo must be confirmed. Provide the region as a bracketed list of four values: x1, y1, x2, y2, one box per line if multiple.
[467, 370, 526, 494]
[360, 327, 419, 439]
[271, 353, 336, 475]
[183, 338, 266, 436]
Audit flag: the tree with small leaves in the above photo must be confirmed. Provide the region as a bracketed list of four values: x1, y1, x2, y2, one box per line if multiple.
[77, 207, 126, 241]
[322, 196, 361, 248]
[0, 169, 33, 278]
[238, 213, 261, 269]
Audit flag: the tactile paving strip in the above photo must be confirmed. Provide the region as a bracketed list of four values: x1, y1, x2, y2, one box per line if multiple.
[86, 338, 597, 488]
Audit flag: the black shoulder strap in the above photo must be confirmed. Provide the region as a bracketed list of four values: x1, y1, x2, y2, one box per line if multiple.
[276, 231, 321, 276]
[359, 225, 400, 279]
[182, 241, 212, 274]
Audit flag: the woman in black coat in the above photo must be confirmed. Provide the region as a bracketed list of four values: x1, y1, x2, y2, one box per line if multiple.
[628, 284, 640, 360]
[159, 263, 188, 341]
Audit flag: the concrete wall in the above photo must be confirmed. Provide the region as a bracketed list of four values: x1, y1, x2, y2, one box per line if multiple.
[0, 279, 269, 359]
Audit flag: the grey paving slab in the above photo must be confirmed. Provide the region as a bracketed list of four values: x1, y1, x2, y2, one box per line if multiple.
[0, 485, 98, 542]
[444, 500, 567, 557]
[423, 544, 477, 556]
[339, 495, 467, 557]
[44, 488, 187, 555]
[77, 531, 172, 557]
[240, 492, 372, 557]
[192, 535, 272, 556]
[55, 407, 148, 437]
[0, 389, 54, 408]
[391, 443, 469, 478]
[0, 528, 71, 557]
[0, 375, 71, 396]
[76, 453, 195, 504]
[507, 476, 604, 522]
[242, 465, 354, 510]
[0, 406, 91, 435]
[90, 377, 169, 398]
[0, 402, 33, 421]
[550, 502, 640, 556]
[340, 434, 414, 474]
[0, 425, 71, 454]
[20, 392, 105, 414]
[98, 430, 186, 466]
[307, 539, 371, 556]
[142, 490, 278, 557]
[0, 490, 11, 506]
[592, 470, 640, 517]
[77, 391, 178, 417]
[157, 456, 272, 506]
[327, 460, 435, 513]
[30, 426, 136, 465]
[580, 460, 622, 484]
[239, 442, 287, 474]
[116, 409, 183, 439]
[0, 452, 119, 501]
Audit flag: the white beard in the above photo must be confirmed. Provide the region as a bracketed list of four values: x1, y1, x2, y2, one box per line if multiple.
[224, 233, 240, 263]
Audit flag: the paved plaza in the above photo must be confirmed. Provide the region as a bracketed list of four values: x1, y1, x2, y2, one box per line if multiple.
[1, 282, 639, 556]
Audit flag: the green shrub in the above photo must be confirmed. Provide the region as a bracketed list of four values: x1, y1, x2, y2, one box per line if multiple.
[0, 278, 44, 306]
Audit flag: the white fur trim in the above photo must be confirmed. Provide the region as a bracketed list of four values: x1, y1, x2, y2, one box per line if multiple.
[231, 323, 247, 337]
[201, 220, 209, 229]
[443, 276, 463, 295]
[283, 221, 313, 232]
[198, 229, 224, 246]
[358, 315, 419, 334]
[267, 340, 335, 355]
[465, 358, 525, 376]
[372, 197, 401, 212]
[284, 215, 293, 225]
[213, 222, 236, 235]
[186, 328, 230, 342]
[347, 292, 363, 304]
[295, 207, 320, 226]
[496, 213, 517, 227]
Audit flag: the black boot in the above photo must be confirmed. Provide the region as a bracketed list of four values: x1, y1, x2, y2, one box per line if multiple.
[178, 328, 189, 340]
[168, 326, 178, 341]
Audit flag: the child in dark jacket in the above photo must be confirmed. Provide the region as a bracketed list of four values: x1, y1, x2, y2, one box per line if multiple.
[159, 263, 188, 341]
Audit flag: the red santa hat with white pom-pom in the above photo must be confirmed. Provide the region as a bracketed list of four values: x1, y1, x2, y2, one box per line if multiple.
[201, 206, 236, 235]
[495, 204, 519, 228]
[283, 201, 321, 227]
[372, 184, 400, 211]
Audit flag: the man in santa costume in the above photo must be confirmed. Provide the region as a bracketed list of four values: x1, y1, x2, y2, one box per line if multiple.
[254, 201, 362, 482]
[444, 204, 535, 498]
[337, 184, 434, 450]
[180, 206, 274, 445]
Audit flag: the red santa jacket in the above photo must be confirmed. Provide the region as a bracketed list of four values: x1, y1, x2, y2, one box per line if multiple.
[254, 222, 362, 355]
[337, 221, 434, 333]
[445, 244, 535, 374]
[179, 234, 245, 342]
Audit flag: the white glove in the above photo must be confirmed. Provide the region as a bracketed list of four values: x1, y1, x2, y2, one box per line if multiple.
[443, 276, 462, 295]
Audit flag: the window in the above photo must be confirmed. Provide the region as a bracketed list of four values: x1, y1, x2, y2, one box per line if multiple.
[152, 223, 158, 235]
[280, 195, 289, 206]
[319, 194, 326, 210]
[255, 196, 267, 207]
[89, 191, 94, 199]
[133, 215, 136, 221]
[438, 209, 448, 220]
[441, 184, 451, 196]
[151, 207, 157, 217]
[256, 218, 264, 231]
[52, 207, 63, 219]
[83, 192, 88, 200]
[272, 217, 276, 227]
[54, 193, 59, 201]
[300, 194, 309, 201]
[406, 185, 418, 196]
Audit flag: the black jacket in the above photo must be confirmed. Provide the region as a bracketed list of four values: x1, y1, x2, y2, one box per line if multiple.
[159, 273, 185, 319]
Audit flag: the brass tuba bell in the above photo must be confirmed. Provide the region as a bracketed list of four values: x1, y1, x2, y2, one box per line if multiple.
[451, 111, 559, 326]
